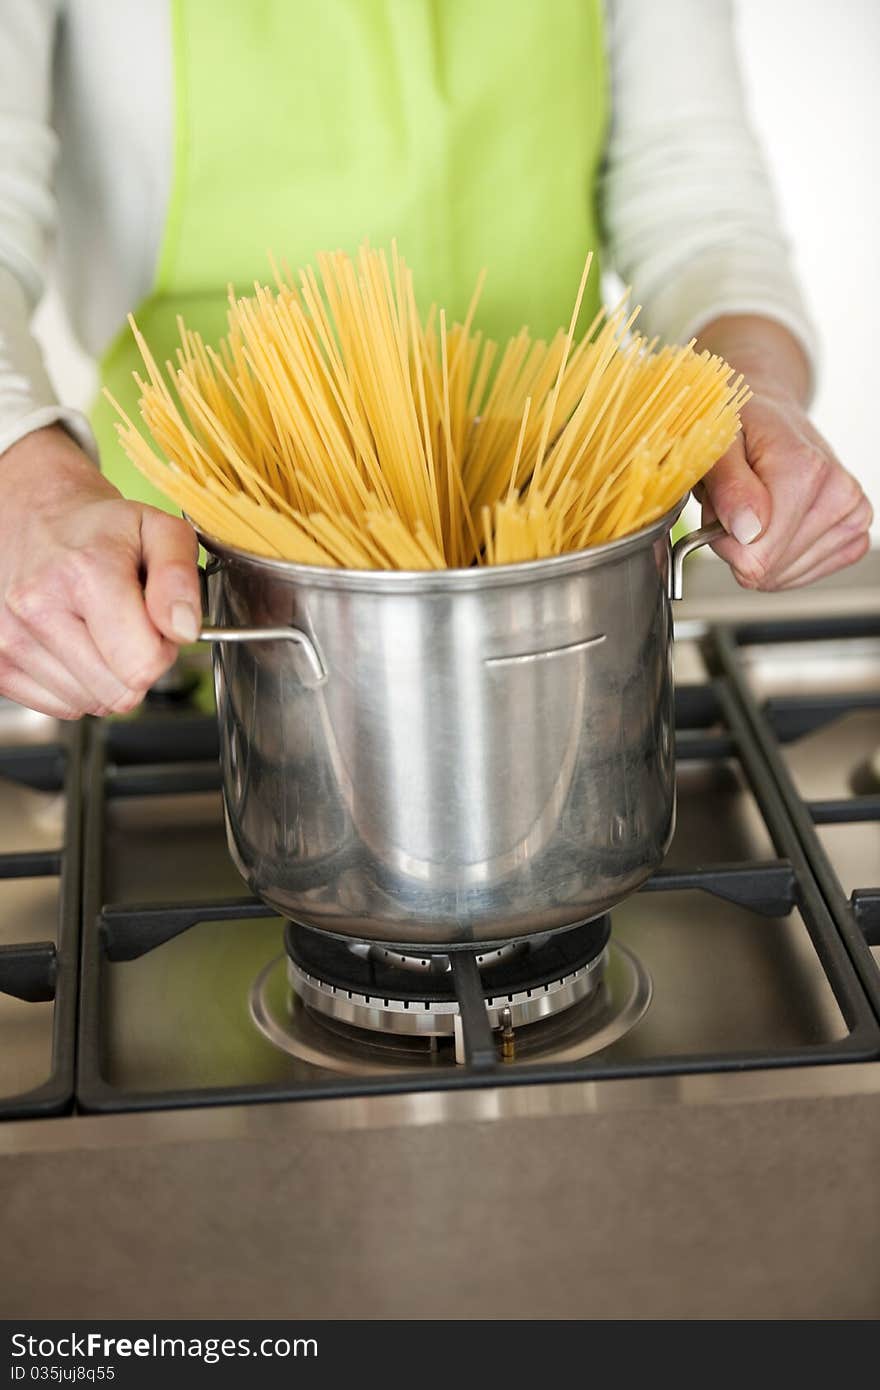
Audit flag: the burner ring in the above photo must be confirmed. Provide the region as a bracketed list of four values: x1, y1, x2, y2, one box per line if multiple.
[283, 916, 611, 1037]
[287, 948, 606, 1037]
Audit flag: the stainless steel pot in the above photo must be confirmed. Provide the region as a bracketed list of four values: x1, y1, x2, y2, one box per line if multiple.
[199, 505, 721, 947]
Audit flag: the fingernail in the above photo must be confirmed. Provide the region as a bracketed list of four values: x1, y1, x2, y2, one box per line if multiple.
[731, 508, 762, 546]
[171, 601, 199, 643]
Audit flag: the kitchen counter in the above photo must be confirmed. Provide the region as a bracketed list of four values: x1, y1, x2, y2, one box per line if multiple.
[3, 1066, 880, 1319]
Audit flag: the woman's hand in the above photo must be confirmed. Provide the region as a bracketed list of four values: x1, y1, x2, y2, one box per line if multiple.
[0, 425, 201, 718]
[695, 316, 872, 590]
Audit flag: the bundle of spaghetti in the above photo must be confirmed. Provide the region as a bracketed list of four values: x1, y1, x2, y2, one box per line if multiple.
[108, 242, 750, 570]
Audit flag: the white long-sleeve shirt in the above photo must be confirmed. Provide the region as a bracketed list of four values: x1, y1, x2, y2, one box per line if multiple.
[0, 0, 815, 464]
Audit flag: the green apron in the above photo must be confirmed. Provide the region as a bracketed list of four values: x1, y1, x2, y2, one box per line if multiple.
[92, 0, 609, 509]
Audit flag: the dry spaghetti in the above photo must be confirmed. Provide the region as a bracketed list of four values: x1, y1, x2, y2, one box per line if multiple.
[107, 244, 750, 569]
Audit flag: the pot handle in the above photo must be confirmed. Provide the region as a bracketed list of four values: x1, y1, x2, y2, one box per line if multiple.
[198, 625, 327, 687]
[668, 521, 725, 601]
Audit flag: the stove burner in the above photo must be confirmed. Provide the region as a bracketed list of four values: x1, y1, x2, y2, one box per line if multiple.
[250, 940, 652, 1074]
[282, 917, 611, 1040]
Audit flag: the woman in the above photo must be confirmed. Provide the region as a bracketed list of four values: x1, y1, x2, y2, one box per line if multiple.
[0, 0, 871, 719]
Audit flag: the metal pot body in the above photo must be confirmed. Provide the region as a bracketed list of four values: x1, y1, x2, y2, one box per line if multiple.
[203, 513, 690, 947]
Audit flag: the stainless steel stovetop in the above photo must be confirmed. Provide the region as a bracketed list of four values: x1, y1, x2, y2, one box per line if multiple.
[2, 552, 879, 1319]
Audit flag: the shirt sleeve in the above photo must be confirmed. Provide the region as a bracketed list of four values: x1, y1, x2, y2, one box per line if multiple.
[601, 0, 818, 384]
[0, 0, 98, 462]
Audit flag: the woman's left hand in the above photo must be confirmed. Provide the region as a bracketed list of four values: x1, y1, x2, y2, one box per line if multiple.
[694, 315, 872, 591]
[699, 390, 872, 590]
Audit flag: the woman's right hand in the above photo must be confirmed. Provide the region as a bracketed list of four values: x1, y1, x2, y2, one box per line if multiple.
[0, 425, 202, 719]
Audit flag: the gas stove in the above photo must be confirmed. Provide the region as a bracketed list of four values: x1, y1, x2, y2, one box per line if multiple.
[32, 615, 880, 1112]
[2, 557, 880, 1318]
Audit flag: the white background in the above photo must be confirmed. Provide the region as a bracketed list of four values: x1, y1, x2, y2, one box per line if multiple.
[735, 0, 880, 534]
[34, 0, 880, 535]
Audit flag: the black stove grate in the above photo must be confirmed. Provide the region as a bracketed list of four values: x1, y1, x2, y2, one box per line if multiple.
[713, 616, 880, 1020]
[75, 654, 880, 1114]
[0, 729, 83, 1118]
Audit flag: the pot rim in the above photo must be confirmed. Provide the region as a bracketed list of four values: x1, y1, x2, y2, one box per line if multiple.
[196, 496, 688, 593]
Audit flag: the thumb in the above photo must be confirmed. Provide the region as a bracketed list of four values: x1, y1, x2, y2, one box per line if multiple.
[700, 436, 772, 547]
[140, 508, 201, 644]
